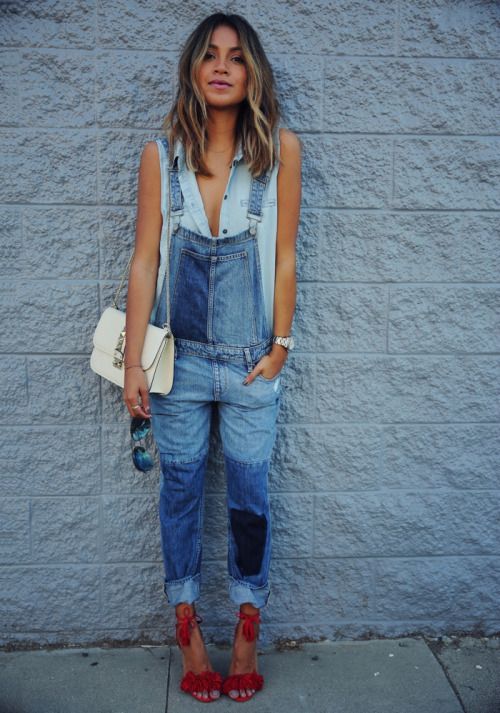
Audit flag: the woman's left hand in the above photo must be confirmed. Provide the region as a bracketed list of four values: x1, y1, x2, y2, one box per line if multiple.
[243, 346, 288, 385]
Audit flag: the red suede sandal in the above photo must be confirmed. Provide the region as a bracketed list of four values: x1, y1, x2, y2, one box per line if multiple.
[175, 605, 223, 703]
[222, 610, 264, 702]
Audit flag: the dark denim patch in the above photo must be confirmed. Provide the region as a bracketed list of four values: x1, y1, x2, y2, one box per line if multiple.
[230, 507, 267, 576]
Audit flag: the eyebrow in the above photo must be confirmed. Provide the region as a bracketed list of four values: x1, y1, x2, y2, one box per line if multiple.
[208, 43, 242, 51]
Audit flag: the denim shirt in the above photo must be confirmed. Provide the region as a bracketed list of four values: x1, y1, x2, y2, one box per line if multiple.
[150, 127, 282, 333]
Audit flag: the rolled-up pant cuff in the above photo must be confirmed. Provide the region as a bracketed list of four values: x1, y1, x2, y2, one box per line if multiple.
[228, 576, 271, 609]
[163, 573, 201, 606]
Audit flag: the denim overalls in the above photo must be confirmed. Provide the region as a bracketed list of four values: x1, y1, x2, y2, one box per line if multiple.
[149, 138, 281, 609]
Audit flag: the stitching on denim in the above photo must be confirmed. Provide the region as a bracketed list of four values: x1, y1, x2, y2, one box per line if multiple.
[256, 372, 280, 382]
[252, 237, 273, 337]
[171, 249, 185, 329]
[174, 336, 273, 361]
[228, 574, 270, 592]
[167, 572, 201, 585]
[195, 476, 205, 570]
[176, 224, 251, 246]
[159, 449, 209, 465]
[241, 251, 257, 343]
[224, 452, 270, 466]
[180, 247, 211, 261]
[175, 336, 272, 349]
[216, 250, 248, 262]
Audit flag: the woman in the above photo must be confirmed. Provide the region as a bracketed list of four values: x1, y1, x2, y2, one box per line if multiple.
[123, 12, 301, 703]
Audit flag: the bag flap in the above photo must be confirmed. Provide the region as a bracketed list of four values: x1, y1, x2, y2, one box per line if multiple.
[93, 306, 169, 371]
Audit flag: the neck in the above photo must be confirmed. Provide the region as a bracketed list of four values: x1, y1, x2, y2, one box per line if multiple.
[205, 106, 239, 152]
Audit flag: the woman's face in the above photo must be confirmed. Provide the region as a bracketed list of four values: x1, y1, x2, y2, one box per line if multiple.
[197, 24, 248, 109]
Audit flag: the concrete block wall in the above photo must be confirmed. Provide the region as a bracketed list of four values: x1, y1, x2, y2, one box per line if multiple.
[0, 1, 499, 649]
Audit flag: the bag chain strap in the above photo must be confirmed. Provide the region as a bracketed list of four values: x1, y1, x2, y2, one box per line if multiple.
[111, 138, 172, 331]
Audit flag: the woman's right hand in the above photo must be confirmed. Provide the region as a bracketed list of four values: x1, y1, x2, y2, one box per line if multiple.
[124, 366, 151, 419]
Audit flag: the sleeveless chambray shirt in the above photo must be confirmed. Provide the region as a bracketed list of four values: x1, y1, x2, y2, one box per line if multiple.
[150, 126, 282, 333]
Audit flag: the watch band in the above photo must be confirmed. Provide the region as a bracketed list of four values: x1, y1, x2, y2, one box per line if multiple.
[272, 335, 294, 350]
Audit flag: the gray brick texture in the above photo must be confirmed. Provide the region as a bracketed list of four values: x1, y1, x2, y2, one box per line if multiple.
[0, 0, 499, 648]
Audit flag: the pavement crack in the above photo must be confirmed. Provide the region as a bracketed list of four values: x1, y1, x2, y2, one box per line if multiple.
[423, 636, 467, 713]
[164, 646, 172, 713]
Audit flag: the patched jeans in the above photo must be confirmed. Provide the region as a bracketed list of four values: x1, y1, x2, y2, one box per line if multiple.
[149, 351, 281, 609]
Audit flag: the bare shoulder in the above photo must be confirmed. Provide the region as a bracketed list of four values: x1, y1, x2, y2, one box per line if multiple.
[137, 140, 161, 195]
[140, 140, 161, 171]
[278, 127, 302, 160]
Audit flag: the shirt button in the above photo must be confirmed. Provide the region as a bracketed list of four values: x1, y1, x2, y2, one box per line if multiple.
[224, 194, 228, 199]
[222, 229, 227, 234]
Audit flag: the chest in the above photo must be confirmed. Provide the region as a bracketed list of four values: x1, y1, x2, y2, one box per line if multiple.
[176, 155, 270, 241]
[195, 160, 233, 238]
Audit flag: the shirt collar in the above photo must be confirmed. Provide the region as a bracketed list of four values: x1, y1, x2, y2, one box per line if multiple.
[174, 137, 244, 169]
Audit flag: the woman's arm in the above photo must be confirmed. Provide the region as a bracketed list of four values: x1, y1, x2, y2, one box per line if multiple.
[123, 141, 163, 417]
[244, 127, 302, 383]
[272, 128, 302, 342]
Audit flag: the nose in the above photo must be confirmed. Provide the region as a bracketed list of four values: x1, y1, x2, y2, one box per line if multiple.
[214, 55, 229, 73]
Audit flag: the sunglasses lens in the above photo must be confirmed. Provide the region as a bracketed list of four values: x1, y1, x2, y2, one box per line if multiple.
[132, 446, 154, 472]
[130, 416, 151, 441]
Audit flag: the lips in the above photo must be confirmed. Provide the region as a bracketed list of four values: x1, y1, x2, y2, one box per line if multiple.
[209, 81, 232, 87]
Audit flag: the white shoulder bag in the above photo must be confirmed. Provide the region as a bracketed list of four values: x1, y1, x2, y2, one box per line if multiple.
[90, 138, 175, 394]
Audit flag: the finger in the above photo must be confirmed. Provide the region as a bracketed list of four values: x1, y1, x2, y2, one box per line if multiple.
[139, 383, 151, 416]
[125, 393, 148, 419]
[124, 395, 136, 418]
[242, 369, 258, 385]
[127, 402, 144, 418]
[131, 401, 150, 419]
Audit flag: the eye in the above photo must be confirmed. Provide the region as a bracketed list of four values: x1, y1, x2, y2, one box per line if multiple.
[203, 51, 244, 63]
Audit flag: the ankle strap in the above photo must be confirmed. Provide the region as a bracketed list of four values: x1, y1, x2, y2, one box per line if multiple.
[176, 605, 202, 646]
[237, 610, 261, 642]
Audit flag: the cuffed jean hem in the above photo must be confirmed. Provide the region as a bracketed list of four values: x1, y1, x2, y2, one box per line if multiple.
[228, 576, 271, 609]
[163, 573, 201, 606]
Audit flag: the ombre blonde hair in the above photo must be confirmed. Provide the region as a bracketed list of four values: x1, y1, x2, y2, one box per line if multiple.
[161, 13, 282, 178]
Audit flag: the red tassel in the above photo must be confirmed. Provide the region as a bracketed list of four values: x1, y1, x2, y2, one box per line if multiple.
[175, 605, 202, 647]
[181, 669, 223, 694]
[237, 610, 261, 642]
[222, 670, 264, 695]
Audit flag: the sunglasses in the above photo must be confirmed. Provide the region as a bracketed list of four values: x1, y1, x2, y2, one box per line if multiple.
[130, 416, 155, 472]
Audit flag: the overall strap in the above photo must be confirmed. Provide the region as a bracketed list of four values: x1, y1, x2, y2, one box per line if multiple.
[159, 137, 184, 232]
[156, 137, 169, 219]
[152, 137, 175, 328]
[246, 125, 281, 234]
[246, 171, 270, 236]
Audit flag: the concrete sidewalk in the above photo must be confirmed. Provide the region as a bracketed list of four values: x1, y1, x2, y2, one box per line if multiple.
[0, 635, 499, 713]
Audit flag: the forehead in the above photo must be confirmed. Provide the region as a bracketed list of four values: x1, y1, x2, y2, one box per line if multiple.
[208, 24, 240, 46]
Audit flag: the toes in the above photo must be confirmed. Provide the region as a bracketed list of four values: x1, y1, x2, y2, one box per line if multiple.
[228, 687, 255, 699]
[210, 690, 220, 699]
[228, 686, 256, 699]
[196, 691, 209, 700]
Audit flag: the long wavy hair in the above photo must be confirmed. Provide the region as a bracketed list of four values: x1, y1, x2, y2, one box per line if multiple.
[161, 13, 282, 178]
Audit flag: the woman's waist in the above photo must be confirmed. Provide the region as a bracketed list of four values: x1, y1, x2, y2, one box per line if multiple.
[174, 336, 273, 362]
